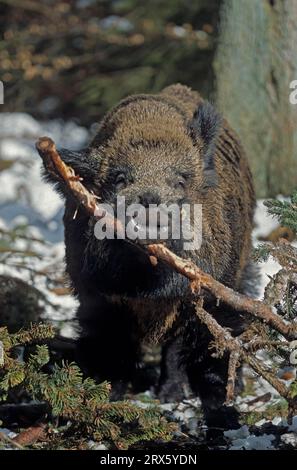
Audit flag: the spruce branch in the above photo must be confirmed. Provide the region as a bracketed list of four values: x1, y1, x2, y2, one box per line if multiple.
[0, 324, 176, 449]
[264, 192, 297, 233]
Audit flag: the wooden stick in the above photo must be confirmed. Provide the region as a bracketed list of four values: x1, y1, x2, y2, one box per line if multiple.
[13, 423, 47, 447]
[37, 137, 98, 213]
[36, 137, 124, 237]
[195, 304, 290, 403]
[226, 350, 241, 404]
[147, 243, 297, 341]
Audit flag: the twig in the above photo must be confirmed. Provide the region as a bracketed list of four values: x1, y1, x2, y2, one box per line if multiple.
[226, 350, 240, 404]
[36, 137, 98, 213]
[147, 243, 297, 341]
[12, 423, 47, 447]
[0, 431, 24, 450]
[195, 304, 291, 405]
[0, 227, 48, 245]
[0, 246, 42, 258]
[36, 137, 124, 237]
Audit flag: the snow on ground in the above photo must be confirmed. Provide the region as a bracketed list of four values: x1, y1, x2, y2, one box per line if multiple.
[0, 113, 90, 336]
[0, 113, 296, 449]
[253, 200, 281, 298]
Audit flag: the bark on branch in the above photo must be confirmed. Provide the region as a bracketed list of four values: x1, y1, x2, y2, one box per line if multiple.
[147, 243, 297, 341]
[195, 304, 292, 407]
[37, 137, 99, 213]
[36, 137, 124, 235]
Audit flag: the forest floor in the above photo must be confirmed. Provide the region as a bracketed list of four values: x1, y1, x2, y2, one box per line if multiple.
[0, 113, 296, 450]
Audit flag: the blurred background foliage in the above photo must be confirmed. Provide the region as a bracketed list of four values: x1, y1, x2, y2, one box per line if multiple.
[0, 0, 220, 124]
[1, 0, 297, 197]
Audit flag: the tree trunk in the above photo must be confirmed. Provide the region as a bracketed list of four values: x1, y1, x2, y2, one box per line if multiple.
[214, 0, 297, 197]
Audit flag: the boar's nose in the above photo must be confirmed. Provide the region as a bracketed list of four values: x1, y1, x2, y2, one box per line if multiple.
[138, 191, 161, 207]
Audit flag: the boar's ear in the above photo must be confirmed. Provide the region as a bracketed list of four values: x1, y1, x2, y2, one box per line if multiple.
[189, 101, 221, 188]
[42, 148, 97, 199]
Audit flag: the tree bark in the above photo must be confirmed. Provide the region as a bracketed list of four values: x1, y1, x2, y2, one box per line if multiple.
[214, 0, 297, 197]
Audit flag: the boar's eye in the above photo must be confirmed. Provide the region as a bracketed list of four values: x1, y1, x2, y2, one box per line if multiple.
[115, 173, 127, 191]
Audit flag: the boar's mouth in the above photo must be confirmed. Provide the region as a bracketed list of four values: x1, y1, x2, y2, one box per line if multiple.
[125, 210, 174, 247]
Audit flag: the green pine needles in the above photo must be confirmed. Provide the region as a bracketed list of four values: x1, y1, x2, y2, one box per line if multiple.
[0, 324, 176, 449]
[264, 191, 297, 234]
[253, 192, 297, 373]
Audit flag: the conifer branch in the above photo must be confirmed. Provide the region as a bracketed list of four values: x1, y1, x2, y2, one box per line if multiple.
[0, 324, 176, 449]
